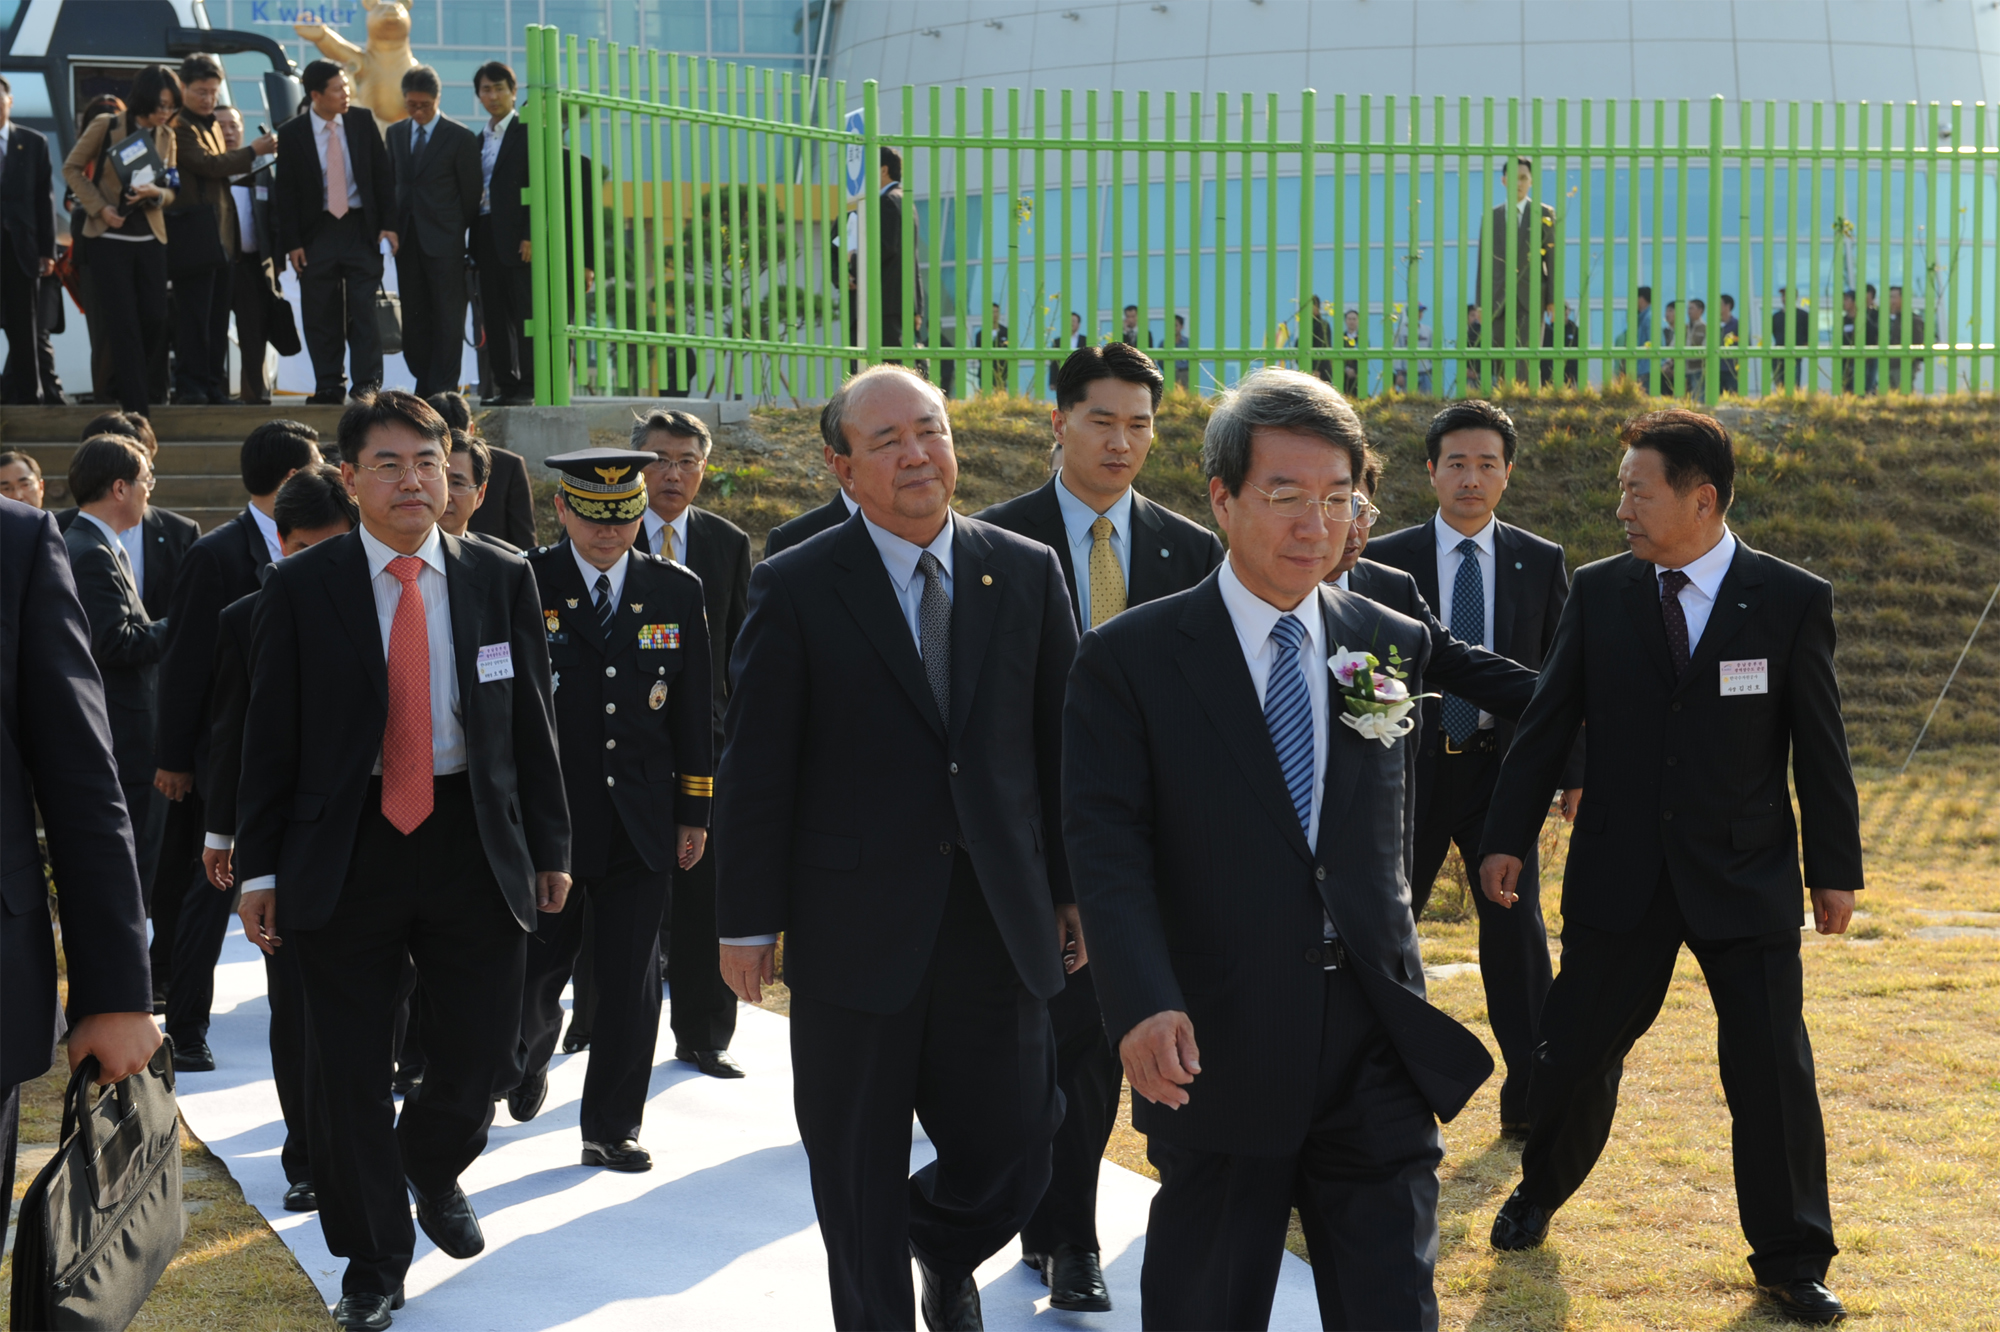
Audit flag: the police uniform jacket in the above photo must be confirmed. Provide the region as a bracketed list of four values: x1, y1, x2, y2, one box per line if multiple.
[529, 541, 714, 879]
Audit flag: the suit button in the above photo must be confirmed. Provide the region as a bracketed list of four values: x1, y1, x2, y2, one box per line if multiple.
[1671, 702, 1682, 713]
[1305, 946, 1322, 965]
[1662, 810, 1674, 821]
[949, 762, 959, 774]
[1665, 756, 1677, 766]
[605, 739, 616, 749]
[605, 666, 617, 678]
[939, 841, 953, 855]
[605, 703, 616, 714]
[1315, 866, 1326, 881]
[606, 776, 616, 787]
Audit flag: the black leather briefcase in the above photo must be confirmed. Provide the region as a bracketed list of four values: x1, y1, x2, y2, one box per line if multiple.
[375, 286, 404, 355]
[8, 1042, 186, 1331]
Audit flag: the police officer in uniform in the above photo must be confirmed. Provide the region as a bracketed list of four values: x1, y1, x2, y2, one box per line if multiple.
[509, 449, 713, 1172]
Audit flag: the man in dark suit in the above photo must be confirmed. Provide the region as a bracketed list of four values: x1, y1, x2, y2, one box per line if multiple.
[875, 146, 923, 353]
[469, 447, 534, 547]
[1771, 287, 1812, 390]
[1, 495, 163, 1211]
[976, 342, 1221, 1313]
[1476, 157, 1555, 385]
[56, 412, 201, 621]
[437, 431, 516, 550]
[387, 67, 480, 398]
[0, 77, 56, 405]
[1479, 409, 1862, 1327]
[715, 366, 1080, 1331]
[62, 436, 172, 923]
[199, 463, 357, 1214]
[630, 409, 753, 1078]
[472, 62, 533, 405]
[1063, 368, 1492, 1330]
[276, 61, 398, 405]
[1365, 399, 1580, 1139]
[764, 485, 856, 557]
[508, 449, 712, 1170]
[234, 392, 570, 1329]
[150, 421, 321, 1069]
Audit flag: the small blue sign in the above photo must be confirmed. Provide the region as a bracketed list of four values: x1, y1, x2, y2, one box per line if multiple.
[845, 108, 866, 198]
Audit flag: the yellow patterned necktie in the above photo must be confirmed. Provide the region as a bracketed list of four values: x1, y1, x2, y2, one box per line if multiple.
[1088, 515, 1126, 628]
[662, 524, 678, 561]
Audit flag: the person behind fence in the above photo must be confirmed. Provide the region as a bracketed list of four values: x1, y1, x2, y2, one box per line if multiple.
[714, 365, 1081, 1331]
[1479, 408, 1862, 1329]
[1171, 313, 1191, 392]
[1885, 285, 1923, 391]
[976, 343, 1223, 1315]
[1622, 285, 1652, 388]
[1341, 308, 1360, 396]
[1718, 294, 1740, 396]
[875, 146, 923, 354]
[169, 54, 276, 406]
[1, 76, 58, 406]
[62, 65, 180, 414]
[1061, 368, 1492, 1330]
[1310, 294, 1334, 384]
[277, 60, 397, 405]
[1477, 156, 1555, 384]
[1464, 302, 1483, 391]
[1771, 286, 1810, 390]
[388, 65, 480, 399]
[1684, 298, 1707, 401]
[472, 62, 533, 406]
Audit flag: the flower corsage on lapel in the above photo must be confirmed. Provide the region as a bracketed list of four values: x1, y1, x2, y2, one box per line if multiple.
[1328, 645, 1436, 748]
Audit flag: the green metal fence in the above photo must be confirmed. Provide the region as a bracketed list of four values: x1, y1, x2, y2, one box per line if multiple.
[519, 22, 2000, 406]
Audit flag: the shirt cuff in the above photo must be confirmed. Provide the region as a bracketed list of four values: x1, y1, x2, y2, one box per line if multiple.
[241, 875, 276, 894]
[719, 934, 778, 947]
[203, 832, 234, 850]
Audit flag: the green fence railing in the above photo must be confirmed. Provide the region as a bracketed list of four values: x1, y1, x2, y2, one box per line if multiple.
[520, 22, 2000, 406]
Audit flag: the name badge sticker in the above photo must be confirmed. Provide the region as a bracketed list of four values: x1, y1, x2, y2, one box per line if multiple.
[1719, 658, 1768, 696]
[477, 642, 516, 683]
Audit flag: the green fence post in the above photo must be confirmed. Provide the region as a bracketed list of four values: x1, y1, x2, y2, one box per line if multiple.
[1948, 100, 1965, 393]
[862, 80, 880, 370]
[1972, 103, 1988, 394]
[1706, 96, 1723, 404]
[1299, 87, 1317, 382]
[524, 26, 552, 404]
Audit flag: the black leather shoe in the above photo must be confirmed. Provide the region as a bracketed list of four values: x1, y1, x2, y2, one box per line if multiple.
[914, 1250, 983, 1330]
[1759, 1279, 1847, 1324]
[306, 391, 345, 405]
[173, 1041, 216, 1073]
[507, 1068, 547, 1123]
[330, 1286, 403, 1330]
[1020, 1250, 1047, 1273]
[1499, 1120, 1532, 1143]
[1042, 1243, 1112, 1312]
[675, 1046, 746, 1079]
[282, 1180, 318, 1212]
[581, 1139, 653, 1172]
[1490, 1186, 1556, 1251]
[407, 1178, 484, 1260]
[560, 1025, 591, 1054]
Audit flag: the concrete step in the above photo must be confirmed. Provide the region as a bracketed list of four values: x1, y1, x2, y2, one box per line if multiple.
[0, 403, 347, 445]
[152, 475, 255, 508]
[26, 440, 249, 476]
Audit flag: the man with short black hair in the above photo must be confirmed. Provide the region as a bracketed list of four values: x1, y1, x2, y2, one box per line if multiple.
[977, 341, 1221, 1312]
[152, 418, 322, 1068]
[763, 417, 861, 557]
[1481, 408, 1861, 1328]
[440, 430, 510, 548]
[1365, 398, 1578, 1139]
[1, 74, 58, 405]
[388, 66, 480, 398]
[276, 60, 397, 404]
[200, 461, 355, 1212]
[1885, 285, 1924, 391]
[63, 436, 171, 924]
[1771, 287, 1810, 390]
[235, 391, 569, 1329]
[872, 146, 923, 354]
[0, 449, 45, 508]
[55, 411, 199, 621]
[629, 408, 753, 1078]
[1478, 156, 1555, 384]
[974, 301, 1008, 393]
[472, 63, 533, 404]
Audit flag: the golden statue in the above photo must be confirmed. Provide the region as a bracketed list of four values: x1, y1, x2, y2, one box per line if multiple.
[294, 0, 418, 125]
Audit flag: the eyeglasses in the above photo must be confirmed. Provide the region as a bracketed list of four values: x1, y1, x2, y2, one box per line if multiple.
[642, 456, 706, 475]
[1249, 485, 1360, 524]
[446, 479, 480, 495]
[133, 474, 157, 492]
[354, 459, 445, 484]
[1355, 501, 1383, 530]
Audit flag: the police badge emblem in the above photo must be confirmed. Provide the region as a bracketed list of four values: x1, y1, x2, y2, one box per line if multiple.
[648, 681, 668, 710]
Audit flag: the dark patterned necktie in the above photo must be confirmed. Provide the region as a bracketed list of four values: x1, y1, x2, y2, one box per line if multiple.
[1263, 614, 1316, 834]
[1441, 537, 1484, 743]
[1660, 569, 1692, 680]
[917, 551, 951, 721]
[594, 572, 615, 634]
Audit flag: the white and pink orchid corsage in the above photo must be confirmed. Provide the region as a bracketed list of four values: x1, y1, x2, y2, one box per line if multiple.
[1328, 644, 1437, 748]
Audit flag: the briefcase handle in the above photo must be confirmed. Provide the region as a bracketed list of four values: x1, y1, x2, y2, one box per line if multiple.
[59, 1042, 177, 1214]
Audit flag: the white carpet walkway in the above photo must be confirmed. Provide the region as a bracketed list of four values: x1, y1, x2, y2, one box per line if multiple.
[175, 924, 1323, 1329]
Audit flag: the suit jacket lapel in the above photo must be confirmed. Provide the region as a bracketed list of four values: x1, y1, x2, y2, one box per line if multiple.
[442, 534, 481, 711]
[1619, 554, 1678, 690]
[1491, 522, 1522, 659]
[1313, 587, 1365, 862]
[234, 507, 265, 572]
[76, 518, 136, 600]
[946, 520, 998, 743]
[1022, 480, 1082, 628]
[1679, 542, 1766, 695]
[1412, 518, 1443, 613]
[1126, 492, 1172, 607]
[325, 532, 389, 706]
[831, 518, 945, 736]
[1175, 577, 1314, 865]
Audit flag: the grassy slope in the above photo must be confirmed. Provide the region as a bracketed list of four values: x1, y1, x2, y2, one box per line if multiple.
[685, 385, 2000, 768]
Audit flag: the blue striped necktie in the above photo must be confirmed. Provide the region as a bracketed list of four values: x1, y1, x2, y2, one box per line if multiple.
[1264, 613, 1316, 835]
[1442, 537, 1484, 743]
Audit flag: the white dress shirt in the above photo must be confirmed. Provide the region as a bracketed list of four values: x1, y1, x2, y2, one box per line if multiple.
[1434, 512, 1498, 728]
[313, 111, 364, 213]
[573, 542, 630, 609]
[249, 503, 284, 564]
[641, 507, 690, 563]
[1217, 557, 1330, 850]
[864, 510, 954, 650]
[360, 523, 464, 776]
[1052, 471, 1132, 628]
[231, 182, 257, 253]
[480, 109, 515, 215]
[1657, 526, 1738, 652]
[1331, 570, 1349, 590]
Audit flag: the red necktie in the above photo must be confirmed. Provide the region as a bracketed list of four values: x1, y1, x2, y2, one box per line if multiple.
[381, 556, 433, 834]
